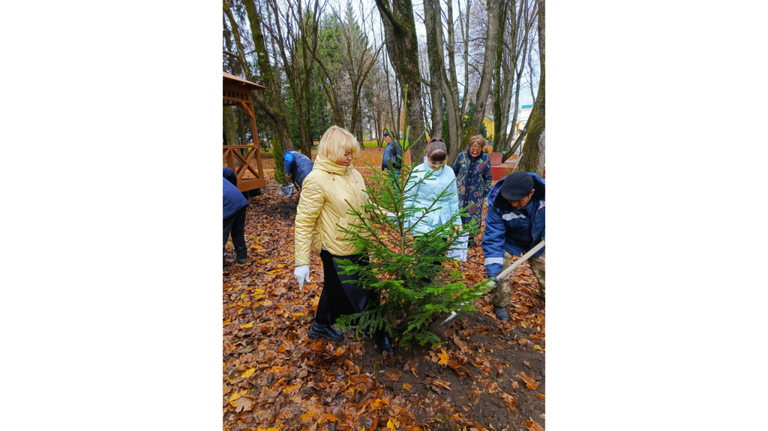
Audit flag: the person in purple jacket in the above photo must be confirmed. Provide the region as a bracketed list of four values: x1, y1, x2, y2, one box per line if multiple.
[223, 167, 249, 265]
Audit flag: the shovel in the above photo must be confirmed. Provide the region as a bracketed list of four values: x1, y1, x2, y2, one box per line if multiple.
[427, 240, 546, 336]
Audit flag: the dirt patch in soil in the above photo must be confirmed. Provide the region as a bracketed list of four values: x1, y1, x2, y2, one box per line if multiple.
[254, 192, 298, 220]
[348, 310, 545, 430]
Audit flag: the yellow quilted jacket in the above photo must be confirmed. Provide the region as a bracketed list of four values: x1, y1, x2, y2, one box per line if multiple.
[294, 154, 369, 266]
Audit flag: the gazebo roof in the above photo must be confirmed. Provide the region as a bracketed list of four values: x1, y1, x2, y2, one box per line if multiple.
[223, 72, 266, 91]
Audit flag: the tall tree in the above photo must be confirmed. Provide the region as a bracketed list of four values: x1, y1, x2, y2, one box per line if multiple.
[380, 33, 402, 140]
[361, 50, 388, 148]
[515, 0, 544, 172]
[424, 0, 500, 163]
[373, 0, 428, 158]
[427, 0, 463, 161]
[223, 25, 241, 148]
[224, 0, 295, 186]
[338, 1, 384, 145]
[262, 0, 324, 156]
[423, 0, 443, 140]
[459, 0, 499, 156]
[314, 14, 346, 127]
[492, 0, 538, 153]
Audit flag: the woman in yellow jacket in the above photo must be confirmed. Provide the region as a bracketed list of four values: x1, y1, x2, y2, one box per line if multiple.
[293, 126, 394, 354]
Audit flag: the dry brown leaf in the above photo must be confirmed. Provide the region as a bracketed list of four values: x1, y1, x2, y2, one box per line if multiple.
[234, 395, 254, 413]
[523, 418, 545, 431]
[433, 379, 452, 391]
[453, 335, 468, 350]
[386, 371, 402, 382]
[519, 372, 540, 390]
[500, 392, 518, 409]
[402, 383, 412, 391]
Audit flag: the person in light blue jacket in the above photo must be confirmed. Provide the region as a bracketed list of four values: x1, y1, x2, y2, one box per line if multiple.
[405, 139, 462, 282]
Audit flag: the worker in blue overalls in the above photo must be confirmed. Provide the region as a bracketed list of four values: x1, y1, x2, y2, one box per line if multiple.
[283, 150, 314, 191]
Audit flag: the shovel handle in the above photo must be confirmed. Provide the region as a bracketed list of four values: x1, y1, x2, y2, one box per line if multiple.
[489, 240, 545, 285]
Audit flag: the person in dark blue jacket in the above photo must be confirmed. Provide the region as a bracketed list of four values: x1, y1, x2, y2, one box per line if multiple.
[283, 150, 314, 189]
[221, 166, 237, 187]
[482, 171, 545, 320]
[223, 167, 249, 265]
[380, 131, 403, 174]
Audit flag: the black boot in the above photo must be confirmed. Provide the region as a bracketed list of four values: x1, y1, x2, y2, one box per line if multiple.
[308, 322, 344, 341]
[493, 305, 510, 321]
[236, 249, 248, 265]
[374, 329, 394, 354]
[467, 237, 475, 249]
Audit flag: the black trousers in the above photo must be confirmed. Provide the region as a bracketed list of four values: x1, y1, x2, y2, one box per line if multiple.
[315, 249, 377, 326]
[223, 206, 247, 254]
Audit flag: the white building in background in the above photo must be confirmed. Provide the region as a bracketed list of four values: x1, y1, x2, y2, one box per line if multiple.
[515, 104, 533, 137]
[512, 104, 533, 156]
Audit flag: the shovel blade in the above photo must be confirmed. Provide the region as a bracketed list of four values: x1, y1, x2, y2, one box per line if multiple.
[427, 311, 457, 336]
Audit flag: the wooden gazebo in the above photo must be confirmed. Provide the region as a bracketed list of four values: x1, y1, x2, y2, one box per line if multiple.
[223, 72, 267, 192]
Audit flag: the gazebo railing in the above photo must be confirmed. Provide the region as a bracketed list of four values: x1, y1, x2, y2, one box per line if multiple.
[223, 144, 266, 191]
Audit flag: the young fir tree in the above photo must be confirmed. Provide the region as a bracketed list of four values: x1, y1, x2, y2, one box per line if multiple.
[335, 88, 492, 348]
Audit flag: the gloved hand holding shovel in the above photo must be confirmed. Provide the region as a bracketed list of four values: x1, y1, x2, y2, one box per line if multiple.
[428, 240, 546, 335]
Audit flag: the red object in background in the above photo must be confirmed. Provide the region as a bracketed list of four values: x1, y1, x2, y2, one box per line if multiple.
[491, 165, 516, 181]
[489, 152, 516, 181]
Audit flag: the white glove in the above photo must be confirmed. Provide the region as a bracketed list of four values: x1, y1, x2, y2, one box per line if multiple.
[294, 265, 310, 290]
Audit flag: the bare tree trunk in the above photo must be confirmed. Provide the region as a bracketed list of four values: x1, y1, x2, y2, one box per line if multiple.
[424, 0, 443, 142]
[223, 26, 242, 150]
[374, 0, 428, 158]
[492, 0, 510, 153]
[243, 0, 294, 154]
[517, 0, 544, 174]
[383, 50, 397, 137]
[373, 108, 382, 149]
[527, 29, 537, 102]
[226, 0, 294, 185]
[348, 49, 383, 145]
[497, 0, 535, 153]
[314, 60, 346, 128]
[223, 106, 238, 147]
[355, 113, 364, 146]
[263, 0, 321, 157]
[459, 0, 500, 152]
[436, 0, 463, 161]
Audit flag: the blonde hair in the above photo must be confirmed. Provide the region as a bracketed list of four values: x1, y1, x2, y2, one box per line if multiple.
[317, 126, 360, 163]
[468, 135, 485, 150]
